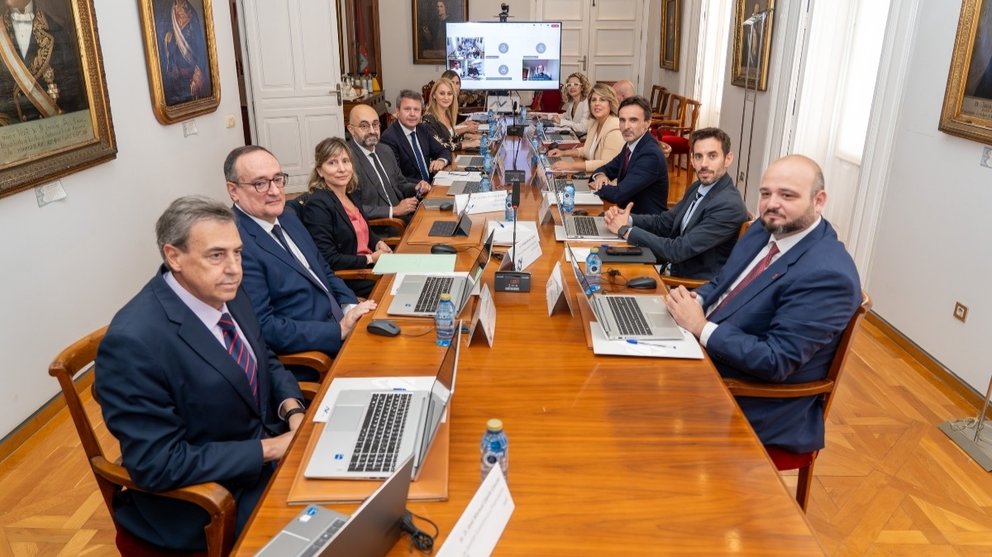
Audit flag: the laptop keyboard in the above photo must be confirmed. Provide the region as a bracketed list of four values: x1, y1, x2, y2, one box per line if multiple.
[414, 276, 454, 313]
[572, 216, 600, 236]
[429, 220, 458, 236]
[453, 181, 483, 194]
[458, 156, 484, 167]
[348, 392, 412, 473]
[606, 296, 653, 336]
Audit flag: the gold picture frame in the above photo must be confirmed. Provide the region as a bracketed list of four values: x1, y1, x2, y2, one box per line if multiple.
[939, 0, 992, 144]
[731, 0, 775, 91]
[138, 0, 220, 125]
[0, 0, 116, 200]
[660, 0, 680, 71]
[412, 0, 468, 65]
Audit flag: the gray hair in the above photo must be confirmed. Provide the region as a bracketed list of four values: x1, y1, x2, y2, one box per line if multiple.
[396, 89, 424, 109]
[223, 145, 273, 183]
[156, 196, 235, 264]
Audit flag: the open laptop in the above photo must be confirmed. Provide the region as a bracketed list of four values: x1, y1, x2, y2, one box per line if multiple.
[564, 244, 682, 341]
[387, 231, 494, 317]
[257, 456, 413, 557]
[304, 337, 460, 480]
[429, 193, 473, 236]
[550, 179, 615, 240]
[543, 130, 579, 144]
[554, 176, 591, 193]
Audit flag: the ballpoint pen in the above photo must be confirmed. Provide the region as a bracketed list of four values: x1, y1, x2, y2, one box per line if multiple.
[625, 339, 674, 349]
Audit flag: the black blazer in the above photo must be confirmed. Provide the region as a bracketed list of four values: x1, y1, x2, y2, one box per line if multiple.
[593, 134, 669, 214]
[628, 173, 749, 279]
[301, 188, 382, 271]
[422, 112, 462, 152]
[349, 138, 418, 220]
[379, 120, 452, 182]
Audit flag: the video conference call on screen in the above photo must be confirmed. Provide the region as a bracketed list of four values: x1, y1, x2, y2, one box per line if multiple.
[445, 21, 563, 91]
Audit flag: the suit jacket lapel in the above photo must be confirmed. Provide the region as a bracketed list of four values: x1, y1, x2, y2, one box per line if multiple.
[280, 213, 333, 293]
[236, 206, 329, 293]
[683, 174, 732, 233]
[153, 273, 260, 413]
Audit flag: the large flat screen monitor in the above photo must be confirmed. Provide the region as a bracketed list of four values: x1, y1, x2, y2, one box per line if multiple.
[445, 21, 563, 91]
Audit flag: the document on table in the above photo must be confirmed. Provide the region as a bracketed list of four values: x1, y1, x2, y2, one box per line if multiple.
[590, 322, 704, 359]
[436, 466, 514, 557]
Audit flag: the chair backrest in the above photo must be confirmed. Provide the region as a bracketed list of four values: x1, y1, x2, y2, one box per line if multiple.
[683, 98, 701, 134]
[539, 88, 563, 112]
[650, 85, 669, 114]
[665, 94, 688, 127]
[822, 292, 872, 418]
[421, 80, 435, 104]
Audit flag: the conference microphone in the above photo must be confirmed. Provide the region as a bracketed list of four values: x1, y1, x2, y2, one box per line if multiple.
[511, 181, 520, 208]
[495, 180, 530, 292]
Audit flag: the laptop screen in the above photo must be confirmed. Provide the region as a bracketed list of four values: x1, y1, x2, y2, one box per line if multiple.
[564, 244, 595, 298]
[414, 334, 460, 476]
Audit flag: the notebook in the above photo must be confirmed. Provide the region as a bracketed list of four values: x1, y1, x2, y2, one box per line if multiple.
[387, 231, 494, 317]
[564, 244, 682, 341]
[304, 338, 460, 480]
[256, 456, 413, 557]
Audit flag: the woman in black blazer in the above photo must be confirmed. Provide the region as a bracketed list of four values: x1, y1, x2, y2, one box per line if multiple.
[302, 137, 392, 298]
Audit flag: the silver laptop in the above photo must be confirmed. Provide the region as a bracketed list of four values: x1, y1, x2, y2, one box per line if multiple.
[564, 244, 682, 341]
[455, 154, 484, 168]
[304, 338, 460, 480]
[256, 456, 413, 557]
[447, 179, 484, 195]
[550, 179, 615, 240]
[554, 176, 591, 193]
[543, 131, 578, 144]
[387, 231, 494, 317]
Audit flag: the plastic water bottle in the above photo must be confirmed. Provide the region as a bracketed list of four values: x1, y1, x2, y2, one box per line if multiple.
[562, 181, 575, 215]
[504, 191, 515, 222]
[487, 109, 495, 123]
[536, 119, 545, 140]
[480, 419, 508, 482]
[520, 106, 528, 124]
[483, 151, 494, 174]
[434, 293, 455, 347]
[585, 248, 602, 293]
[480, 133, 489, 152]
[479, 175, 491, 192]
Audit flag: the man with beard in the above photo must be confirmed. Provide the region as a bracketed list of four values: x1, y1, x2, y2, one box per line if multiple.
[347, 104, 430, 224]
[665, 155, 861, 455]
[604, 127, 749, 279]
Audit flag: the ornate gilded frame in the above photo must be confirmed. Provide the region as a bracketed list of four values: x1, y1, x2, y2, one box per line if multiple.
[939, 0, 992, 144]
[731, 0, 775, 91]
[412, 0, 468, 65]
[138, 0, 220, 124]
[660, 0, 680, 71]
[0, 0, 116, 200]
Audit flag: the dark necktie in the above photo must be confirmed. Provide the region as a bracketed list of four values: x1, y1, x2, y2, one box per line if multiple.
[680, 192, 704, 233]
[618, 145, 632, 180]
[409, 131, 431, 181]
[272, 224, 345, 322]
[369, 152, 393, 203]
[711, 242, 780, 315]
[218, 313, 258, 405]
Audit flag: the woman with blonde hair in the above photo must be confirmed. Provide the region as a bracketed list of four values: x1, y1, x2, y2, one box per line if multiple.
[548, 82, 623, 172]
[551, 72, 591, 135]
[440, 69, 483, 133]
[301, 137, 391, 298]
[424, 77, 479, 152]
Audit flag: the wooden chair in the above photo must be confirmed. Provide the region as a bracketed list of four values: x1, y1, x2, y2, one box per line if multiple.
[650, 85, 670, 121]
[660, 216, 753, 291]
[49, 327, 327, 556]
[723, 292, 872, 511]
[655, 95, 701, 176]
[421, 80, 435, 103]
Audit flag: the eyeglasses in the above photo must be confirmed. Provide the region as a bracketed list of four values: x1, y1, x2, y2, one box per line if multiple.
[566, 82, 581, 88]
[237, 172, 288, 193]
[352, 120, 381, 132]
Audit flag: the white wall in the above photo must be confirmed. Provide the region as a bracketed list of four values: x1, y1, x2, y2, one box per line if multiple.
[867, 0, 992, 394]
[646, 0, 699, 97]
[0, 0, 244, 439]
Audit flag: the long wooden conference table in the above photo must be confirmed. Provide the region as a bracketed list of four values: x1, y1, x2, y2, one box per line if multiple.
[232, 133, 824, 555]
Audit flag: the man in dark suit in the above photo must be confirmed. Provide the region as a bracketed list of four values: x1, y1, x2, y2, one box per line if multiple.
[666, 155, 862, 454]
[603, 127, 749, 279]
[96, 196, 305, 552]
[225, 145, 376, 380]
[379, 89, 452, 183]
[589, 96, 669, 214]
[348, 103, 430, 223]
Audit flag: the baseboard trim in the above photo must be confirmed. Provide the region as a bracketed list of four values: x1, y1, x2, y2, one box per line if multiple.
[865, 311, 985, 413]
[0, 369, 93, 465]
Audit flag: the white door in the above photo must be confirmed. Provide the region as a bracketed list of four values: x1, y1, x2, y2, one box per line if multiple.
[239, 0, 344, 192]
[536, 0, 646, 86]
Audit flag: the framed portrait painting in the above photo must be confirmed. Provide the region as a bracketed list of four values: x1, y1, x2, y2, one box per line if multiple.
[660, 0, 680, 71]
[413, 0, 467, 65]
[940, 0, 992, 144]
[0, 0, 116, 200]
[138, 0, 221, 125]
[731, 0, 775, 91]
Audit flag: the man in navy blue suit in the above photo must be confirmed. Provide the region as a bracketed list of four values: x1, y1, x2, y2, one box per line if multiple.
[225, 146, 376, 380]
[96, 196, 305, 552]
[380, 90, 452, 183]
[666, 155, 861, 454]
[589, 96, 669, 214]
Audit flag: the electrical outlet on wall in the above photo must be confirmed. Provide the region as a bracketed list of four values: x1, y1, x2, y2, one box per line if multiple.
[954, 302, 968, 322]
[981, 147, 992, 169]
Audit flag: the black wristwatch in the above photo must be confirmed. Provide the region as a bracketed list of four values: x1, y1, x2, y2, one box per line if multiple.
[283, 407, 306, 421]
[617, 225, 631, 239]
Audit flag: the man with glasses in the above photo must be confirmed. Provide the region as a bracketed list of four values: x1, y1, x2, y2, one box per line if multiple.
[225, 145, 376, 380]
[348, 104, 430, 224]
[380, 89, 451, 183]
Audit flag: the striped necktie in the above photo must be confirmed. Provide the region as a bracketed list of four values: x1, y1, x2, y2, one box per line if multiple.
[218, 313, 258, 404]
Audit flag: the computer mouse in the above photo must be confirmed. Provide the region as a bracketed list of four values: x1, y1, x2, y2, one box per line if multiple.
[628, 276, 659, 290]
[366, 319, 401, 337]
[431, 243, 458, 254]
[439, 202, 454, 212]
[573, 209, 588, 216]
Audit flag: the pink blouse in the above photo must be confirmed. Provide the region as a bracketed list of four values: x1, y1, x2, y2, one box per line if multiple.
[346, 206, 372, 256]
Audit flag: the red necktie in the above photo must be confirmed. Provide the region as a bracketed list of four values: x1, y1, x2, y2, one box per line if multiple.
[618, 145, 631, 179]
[711, 242, 779, 315]
[218, 313, 259, 405]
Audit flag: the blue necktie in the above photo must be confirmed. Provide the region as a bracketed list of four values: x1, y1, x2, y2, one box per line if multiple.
[409, 131, 431, 181]
[272, 224, 345, 322]
[218, 313, 258, 405]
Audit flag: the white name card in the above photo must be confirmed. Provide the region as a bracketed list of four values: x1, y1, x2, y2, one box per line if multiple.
[456, 191, 507, 215]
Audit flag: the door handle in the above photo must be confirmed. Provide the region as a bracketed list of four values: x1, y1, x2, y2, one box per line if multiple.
[579, 56, 587, 72]
[328, 83, 343, 106]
